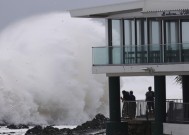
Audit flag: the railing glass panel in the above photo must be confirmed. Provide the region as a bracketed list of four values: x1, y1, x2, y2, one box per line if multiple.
[92, 43, 189, 65]
[164, 43, 180, 62]
[112, 47, 122, 64]
[166, 102, 189, 123]
[92, 47, 108, 65]
[182, 43, 189, 62]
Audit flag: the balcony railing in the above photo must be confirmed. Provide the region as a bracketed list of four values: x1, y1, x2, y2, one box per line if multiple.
[166, 102, 189, 123]
[122, 100, 155, 120]
[92, 43, 189, 65]
[123, 99, 189, 123]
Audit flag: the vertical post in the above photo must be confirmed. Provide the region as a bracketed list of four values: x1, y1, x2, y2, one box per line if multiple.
[106, 76, 128, 135]
[154, 76, 166, 135]
[182, 75, 189, 121]
[182, 75, 189, 103]
[109, 76, 121, 121]
[107, 19, 113, 64]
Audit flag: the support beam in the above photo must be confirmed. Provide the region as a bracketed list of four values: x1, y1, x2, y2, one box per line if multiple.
[182, 75, 189, 103]
[108, 76, 121, 121]
[154, 76, 166, 135]
[182, 75, 189, 121]
[106, 76, 128, 135]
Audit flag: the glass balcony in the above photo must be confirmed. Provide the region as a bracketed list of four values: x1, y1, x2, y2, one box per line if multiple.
[92, 43, 189, 65]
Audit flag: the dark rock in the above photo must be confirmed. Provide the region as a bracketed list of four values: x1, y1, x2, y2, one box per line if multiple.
[73, 113, 108, 131]
[25, 113, 108, 135]
[25, 125, 43, 135]
[60, 128, 73, 135]
[7, 124, 29, 129]
[43, 126, 60, 135]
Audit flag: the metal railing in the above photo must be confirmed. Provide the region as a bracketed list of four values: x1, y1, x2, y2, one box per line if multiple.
[166, 102, 189, 123]
[92, 43, 189, 65]
[122, 99, 187, 123]
[122, 100, 155, 120]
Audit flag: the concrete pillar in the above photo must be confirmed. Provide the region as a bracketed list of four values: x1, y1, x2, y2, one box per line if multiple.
[108, 76, 121, 121]
[182, 75, 189, 121]
[182, 75, 189, 103]
[154, 76, 166, 135]
[106, 76, 128, 135]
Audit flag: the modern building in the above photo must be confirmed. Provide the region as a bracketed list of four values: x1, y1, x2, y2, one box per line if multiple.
[69, 0, 189, 135]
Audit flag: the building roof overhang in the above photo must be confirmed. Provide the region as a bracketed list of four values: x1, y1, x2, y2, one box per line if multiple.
[69, 1, 144, 18]
[69, 0, 189, 18]
[143, 0, 189, 13]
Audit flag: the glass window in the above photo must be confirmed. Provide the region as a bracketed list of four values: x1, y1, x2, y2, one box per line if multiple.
[149, 20, 161, 63]
[166, 22, 178, 43]
[124, 20, 135, 45]
[112, 20, 121, 46]
[165, 21, 179, 62]
[150, 21, 160, 46]
[182, 21, 189, 62]
[124, 20, 135, 63]
[182, 22, 189, 43]
[136, 20, 148, 63]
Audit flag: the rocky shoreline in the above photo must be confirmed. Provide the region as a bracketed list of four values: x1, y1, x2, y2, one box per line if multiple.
[4, 113, 107, 135]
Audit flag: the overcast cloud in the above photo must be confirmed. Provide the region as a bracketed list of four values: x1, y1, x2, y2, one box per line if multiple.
[0, 0, 131, 31]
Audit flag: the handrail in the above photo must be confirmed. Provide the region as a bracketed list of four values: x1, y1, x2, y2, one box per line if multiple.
[93, 43, 186, 48]
[121, 99, 184, 122]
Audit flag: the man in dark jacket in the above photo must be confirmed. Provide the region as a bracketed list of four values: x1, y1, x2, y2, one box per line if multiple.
[129, 91, 136, 119]
[145, 86, 155, 113]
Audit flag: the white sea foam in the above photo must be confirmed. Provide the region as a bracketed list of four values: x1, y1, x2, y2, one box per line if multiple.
[0, 12, 108, 125]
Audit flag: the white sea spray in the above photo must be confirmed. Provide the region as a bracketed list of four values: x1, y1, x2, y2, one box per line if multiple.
[0, 12, 108, 125]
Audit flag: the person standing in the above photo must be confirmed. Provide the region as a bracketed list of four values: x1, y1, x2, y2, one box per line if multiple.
[129, 91, 136, 119]
[145, 86, 155, 113]
[121, 90, 130, 119]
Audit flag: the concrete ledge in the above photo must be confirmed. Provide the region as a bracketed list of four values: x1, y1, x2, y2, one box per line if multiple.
[92, 63, 189, 76]
[164, 123, 189, 135]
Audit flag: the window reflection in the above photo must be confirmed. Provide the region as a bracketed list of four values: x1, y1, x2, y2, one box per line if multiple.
[124, 20, 135, 45]
[182, 22, 189, 62]
[112, 20, 121, 46]
[165, 21, 179, 62]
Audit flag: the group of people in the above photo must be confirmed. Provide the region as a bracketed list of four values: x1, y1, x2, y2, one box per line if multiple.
[121, 86, 155, 119]
[121, 90, 136, 119]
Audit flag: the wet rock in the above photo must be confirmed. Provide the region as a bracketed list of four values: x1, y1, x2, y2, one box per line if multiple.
[25, 125, 43, 135]
[60, 128, 73, 135]
[7, 124, 29, 129]
[43, 126, 60, 135]
[25, 113, 108, 135]
[73, 113, 108, 132]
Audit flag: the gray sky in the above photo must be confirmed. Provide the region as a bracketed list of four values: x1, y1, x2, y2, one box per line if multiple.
[0, 0, 129, 31]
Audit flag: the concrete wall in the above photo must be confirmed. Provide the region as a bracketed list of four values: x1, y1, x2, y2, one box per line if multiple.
[164, 123, 189, 135]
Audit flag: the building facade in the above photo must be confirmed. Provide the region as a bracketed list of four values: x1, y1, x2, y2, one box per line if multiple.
[69, 0, 189, 135]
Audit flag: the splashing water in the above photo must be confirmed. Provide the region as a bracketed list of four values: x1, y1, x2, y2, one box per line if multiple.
[0, 12, 108, 125]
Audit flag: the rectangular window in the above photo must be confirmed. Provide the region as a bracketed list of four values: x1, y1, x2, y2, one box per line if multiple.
[112, 20, 121, 46]
[182, 21, 189, 62]
[165, 21, 179, 62]
[111, 20, 122, 64]
[149, 20, 161, 63]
